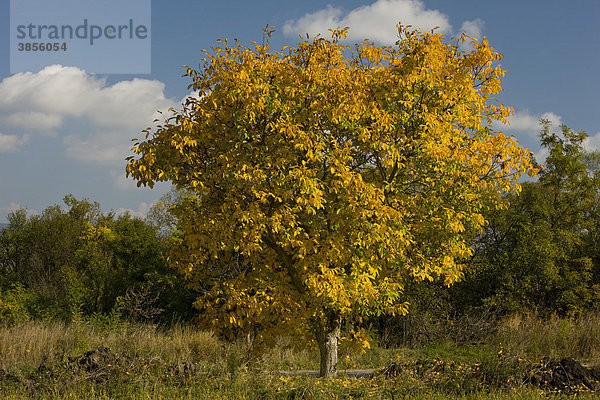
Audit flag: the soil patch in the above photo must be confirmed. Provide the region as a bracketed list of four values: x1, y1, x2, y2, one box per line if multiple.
[379, 356, 600, 395]
[523, 357, 600, 395]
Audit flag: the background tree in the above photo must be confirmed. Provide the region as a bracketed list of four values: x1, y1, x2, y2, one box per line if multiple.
[0, 196, 195, 323]
[457, 121, 600, 315]
[145, 186, 187, 238]
[127, 26, 536, 377]
[0, 196, 99, 319]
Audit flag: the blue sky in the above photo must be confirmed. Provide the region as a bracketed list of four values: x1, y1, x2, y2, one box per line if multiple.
[0, 0, 599, 222]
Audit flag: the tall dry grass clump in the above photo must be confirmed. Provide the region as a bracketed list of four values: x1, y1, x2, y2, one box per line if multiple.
[0, 320, 224, 369]
[0, 320, 72, 366]
[496, 311, 600, 365]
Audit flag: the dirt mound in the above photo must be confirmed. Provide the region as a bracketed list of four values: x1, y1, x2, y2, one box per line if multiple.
[67, 347, 117, 383]
[524, 357, 600, 395]
[0, 363, 21, 384]
[380, 356, 600, 395]
[167, 361, 198, 378]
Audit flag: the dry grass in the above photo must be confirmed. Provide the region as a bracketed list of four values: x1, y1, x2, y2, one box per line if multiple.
[1, 313, 600, 398]
[0, 320, 222, 368]
[496, 311, 600, 365]
[3, 311, 600, 369]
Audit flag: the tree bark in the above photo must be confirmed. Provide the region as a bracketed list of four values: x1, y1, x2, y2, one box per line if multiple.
[315, 313, 341, 378]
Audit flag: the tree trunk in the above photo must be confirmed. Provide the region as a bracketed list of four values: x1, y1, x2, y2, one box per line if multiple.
[315, 313, 341, 378]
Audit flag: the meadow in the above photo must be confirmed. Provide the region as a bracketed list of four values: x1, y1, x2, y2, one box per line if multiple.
[1, 312, 599, 399]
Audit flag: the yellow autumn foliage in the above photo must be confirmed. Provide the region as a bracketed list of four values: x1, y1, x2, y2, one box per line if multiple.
[126, 25, 537, 348]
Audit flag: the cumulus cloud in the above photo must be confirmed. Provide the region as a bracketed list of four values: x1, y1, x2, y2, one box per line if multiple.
[283, 0, 451, 44]
[64, 130, 135, 165]
[0, 202, 38, 221]
[533, 147, 550, 165]
[283, 0, 484, 44]
[459, 19, 484, 39]
[115, 201, 153, 219]
[110, 169, 140, 191]
[0, 133, 29, 153]
[4, 112, 63, 131]
[0, 65, 182, 164]
[0, 65, 98, 129]
[3, 202, 25, 214]
[495, 110, 563, 139]
[582, 132, 600, 153]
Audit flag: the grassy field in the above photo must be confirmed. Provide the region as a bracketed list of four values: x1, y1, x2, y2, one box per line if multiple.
[0, 313, 599, 399]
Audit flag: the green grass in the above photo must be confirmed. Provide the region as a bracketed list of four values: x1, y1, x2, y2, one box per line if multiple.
[0, 314, 599, 399]
[1, 373, 598, 399]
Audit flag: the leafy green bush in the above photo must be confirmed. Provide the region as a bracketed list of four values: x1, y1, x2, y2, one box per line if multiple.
[0, 195, 196, 324]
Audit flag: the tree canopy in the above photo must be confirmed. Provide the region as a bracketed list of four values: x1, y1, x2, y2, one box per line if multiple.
[126, 26, 537, 377]
[458, 121, 600, 315]
[0, 196, 195, 324]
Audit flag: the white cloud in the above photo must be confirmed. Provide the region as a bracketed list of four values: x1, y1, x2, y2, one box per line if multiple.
[110, 169, 140, 191]
[502, 111, 539, 133]
[63, 130, 135, 165]
[0, 133, 29, 153]
[583, 132, 600, 152]
[0, 202, 38, 221]
[115, 201, 153, 219]
[0, 65, 182, 165]
[4, 112, 63, 130]
[3, 202, 25, 214]
[283, 0, 451, 44]
[459, 19, 484, 40]
[455, 19, 485, 52]
[539, 112, 563, 128]
[495, 110, 563, 139]
[0, 65, 98, 129]
[284, 5, 345, 39]
[533, 147, 549, 165]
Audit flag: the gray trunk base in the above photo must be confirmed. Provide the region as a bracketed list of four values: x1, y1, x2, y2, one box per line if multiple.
[315, 315, 341, 378]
